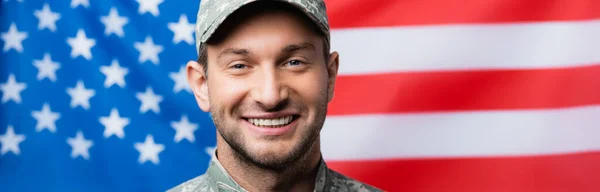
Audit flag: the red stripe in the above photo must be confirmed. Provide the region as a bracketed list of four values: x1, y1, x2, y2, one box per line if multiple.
[325, 0, 600, 29]
[326, 151, 600, 192]
[327, 64, 600, 115]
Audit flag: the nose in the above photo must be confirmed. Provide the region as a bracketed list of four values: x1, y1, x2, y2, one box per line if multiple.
[250, 67, 289, 110]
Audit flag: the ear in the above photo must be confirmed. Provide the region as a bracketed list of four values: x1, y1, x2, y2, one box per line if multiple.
[326, 51, 339, 102]
[186, 60, 211, 112]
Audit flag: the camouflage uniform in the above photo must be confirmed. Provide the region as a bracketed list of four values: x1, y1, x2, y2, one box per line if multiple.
[167, 151, 383, 192]
[171, 0, 384, 191]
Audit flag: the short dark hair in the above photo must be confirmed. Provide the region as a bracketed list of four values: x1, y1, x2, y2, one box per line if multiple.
[196, 1, 330, 75]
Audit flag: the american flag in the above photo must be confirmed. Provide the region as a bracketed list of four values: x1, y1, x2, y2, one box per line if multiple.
[0, 0, 599, 192]
[1, 0, 214, 191]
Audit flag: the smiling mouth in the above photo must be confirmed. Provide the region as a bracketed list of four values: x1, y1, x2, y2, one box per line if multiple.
[243, 115, 298, 128]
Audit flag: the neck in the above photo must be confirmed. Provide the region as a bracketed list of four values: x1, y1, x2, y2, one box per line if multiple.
[215, 137, 322, 192]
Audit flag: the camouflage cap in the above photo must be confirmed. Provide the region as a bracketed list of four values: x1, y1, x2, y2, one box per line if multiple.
[194, 0, 330, 55]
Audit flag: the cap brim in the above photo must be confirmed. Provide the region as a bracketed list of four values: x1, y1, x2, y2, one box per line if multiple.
[195, 0, 330, 55]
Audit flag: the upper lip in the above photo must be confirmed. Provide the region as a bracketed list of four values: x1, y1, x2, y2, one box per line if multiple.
[242, 112, 298, 119]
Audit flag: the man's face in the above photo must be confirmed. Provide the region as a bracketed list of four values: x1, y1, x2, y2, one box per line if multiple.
[188, 10, 338, 169]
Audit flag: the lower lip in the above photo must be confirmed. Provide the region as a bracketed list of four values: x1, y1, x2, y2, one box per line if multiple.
[242, 118, 298, 136]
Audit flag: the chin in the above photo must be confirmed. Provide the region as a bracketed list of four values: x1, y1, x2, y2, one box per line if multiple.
[248, 139, 300, 158]
[234, 136, 315, 170]
[252, 137, 293, 147]
[216, 111, 323, 170]
[242, 148, 300, 170]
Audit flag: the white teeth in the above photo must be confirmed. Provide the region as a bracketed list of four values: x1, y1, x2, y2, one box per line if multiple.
[248, 116, 293, 127]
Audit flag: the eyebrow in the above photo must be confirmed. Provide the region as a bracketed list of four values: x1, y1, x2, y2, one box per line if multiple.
[218, 48, 253, 60]
[282, 42, 316, 53]
[217, 42, 316, 60]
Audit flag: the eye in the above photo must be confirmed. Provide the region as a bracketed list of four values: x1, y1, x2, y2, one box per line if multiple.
[286, 59, 303, 66]
[231, 63, 247, 69]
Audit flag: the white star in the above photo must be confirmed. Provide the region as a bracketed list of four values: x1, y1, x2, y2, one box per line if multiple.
[100, 7, 129, 37]
[136, 0, 164, 16]
[67, 29, 96, 60]
[134, 36, 163, 65]
[134, 135, 164, 164]
[31, 103, 61, 133]
[0, 125, 25, 156]
[67, 131, 93, 160]
[205, 146, 216, 156]
[66, 80, 95, 110]
[99, 108, 130, 139]
[33, 53, 60, 82]
[205, 146, 216, 165]
[1, 74, 27, 104]
[136, 86, 163, 114]
[171, 115, 198, 143]
[70, 0, 89, 8]
[100, 60, 128, 88]
[168, 14, 195, 45]
[34, 4, 61, 32]
[169, 66, 191, 93]
[1, 23, 28, 53]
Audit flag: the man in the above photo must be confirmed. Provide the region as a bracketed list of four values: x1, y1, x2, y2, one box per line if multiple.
[169, 0, 383, 191]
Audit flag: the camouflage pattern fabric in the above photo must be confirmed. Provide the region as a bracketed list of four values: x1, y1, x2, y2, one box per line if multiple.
[193, 0, 330, 55]
[167, 152, 383, 192]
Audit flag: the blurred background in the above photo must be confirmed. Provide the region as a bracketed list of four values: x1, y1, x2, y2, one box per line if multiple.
[1, 0, 599, 191]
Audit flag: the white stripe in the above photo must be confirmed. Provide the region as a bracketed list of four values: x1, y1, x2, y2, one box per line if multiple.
[331, 19, 600, 75]
[321, 105, 600, 160]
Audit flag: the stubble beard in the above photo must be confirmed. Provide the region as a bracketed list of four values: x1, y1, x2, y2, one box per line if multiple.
[210, 95, 328, 172]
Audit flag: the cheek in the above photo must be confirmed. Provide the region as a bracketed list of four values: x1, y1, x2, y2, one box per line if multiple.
[287, 70, 329, 106]
[208, 76, 249, 113]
